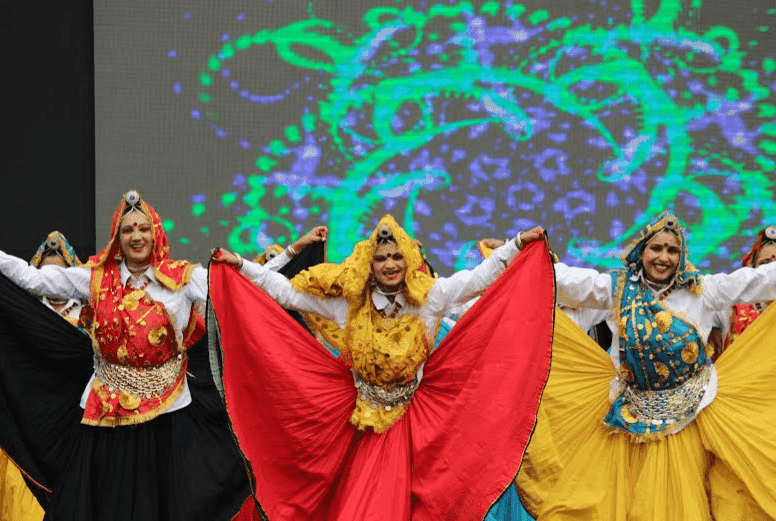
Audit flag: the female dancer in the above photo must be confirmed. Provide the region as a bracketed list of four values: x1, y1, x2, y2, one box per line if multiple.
[0, 191, 323, 521]
[721, 225, 776, 348]
[209, 214, 555, 520]
[0, 231, 80, 521]
[516, 212, 776, 520]
[30, 231, 85, 325]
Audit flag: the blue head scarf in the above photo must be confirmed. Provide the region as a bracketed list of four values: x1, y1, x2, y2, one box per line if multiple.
[29, 231, 82, 268]
[620, 212, 702, 294]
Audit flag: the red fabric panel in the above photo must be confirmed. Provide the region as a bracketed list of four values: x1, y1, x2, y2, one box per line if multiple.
[210, 265, 356, 519]
[409, 240, 555, 519]
[322, 416, 412, 521]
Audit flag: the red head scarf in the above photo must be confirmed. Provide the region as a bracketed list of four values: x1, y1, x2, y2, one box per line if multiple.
[741, 225, 776, 268]
[85, 190, 195, 290]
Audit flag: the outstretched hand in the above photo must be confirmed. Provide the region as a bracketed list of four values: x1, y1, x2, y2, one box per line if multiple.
[481, 238, 506, 250]
[210, 248, 242, 268]
[289, 225, 328, 255]
[298, 226, 328, 248]
[517, 226, 545, 249]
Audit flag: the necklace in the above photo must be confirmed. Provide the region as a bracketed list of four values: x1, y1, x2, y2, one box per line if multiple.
[373, 284, 405, 297]
[127, 263, 151, 276]
[642, 273, 676, 301]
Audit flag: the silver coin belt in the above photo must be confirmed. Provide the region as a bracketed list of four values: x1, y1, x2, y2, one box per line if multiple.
[622, 364, 712, 426]
[353, 372, 419, 411]
[93, 353, 185, 399]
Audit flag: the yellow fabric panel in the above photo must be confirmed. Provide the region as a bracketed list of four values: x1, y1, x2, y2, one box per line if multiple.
[697, 301, 776, 521]
[0, 451, 43, 521]
[706, 459, 772, 521]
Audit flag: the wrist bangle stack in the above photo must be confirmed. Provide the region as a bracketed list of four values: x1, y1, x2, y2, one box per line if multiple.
[286, 244, 297, 257]
[516, 232, 524, 250]
[234, 252, 243, 269]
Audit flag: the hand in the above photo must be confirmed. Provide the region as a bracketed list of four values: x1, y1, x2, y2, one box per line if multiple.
[516, 226, 545, 249]
[293, 225, 328, 251]
[210, 248, 242, 268]
[481, 238, 506, 249]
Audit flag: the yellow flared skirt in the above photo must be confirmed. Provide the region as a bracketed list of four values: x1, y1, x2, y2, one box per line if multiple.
[517, 306, 776, 521]
[0, 450, 43, 521]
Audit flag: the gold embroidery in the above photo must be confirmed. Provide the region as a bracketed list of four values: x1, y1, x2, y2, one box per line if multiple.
[655, 362, 670, 380]
[654, 311, 673, 332]
[618, 316, 628, 337]
[117, 345, 129, 363]
[681, 342, 699, 364]
[148, 327, 168, 346]
[121, 289, 146, 312]
[621, 404, 638, 423]
[619, 362, 633, 382]
[118, 391, 142, 410]
[644, 320, 653, 337]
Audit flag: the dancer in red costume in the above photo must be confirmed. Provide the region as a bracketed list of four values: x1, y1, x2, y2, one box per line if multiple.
[209, 215, 555, 521]
[721, 225, 776, 349]
[0, 191, 253, 521]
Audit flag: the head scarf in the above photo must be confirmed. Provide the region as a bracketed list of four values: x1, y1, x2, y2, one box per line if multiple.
[30, 231, 81, 268]
[291, 214, 435, 307]
[620, 211, 702, 294]
[85, 190, 194, 290]
[741, 225, 776, 267]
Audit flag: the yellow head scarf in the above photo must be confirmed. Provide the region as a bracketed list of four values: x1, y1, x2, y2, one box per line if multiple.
[291, 214, 434, 306]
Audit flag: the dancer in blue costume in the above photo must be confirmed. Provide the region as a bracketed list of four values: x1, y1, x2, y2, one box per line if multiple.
[517, 212, 776, 520]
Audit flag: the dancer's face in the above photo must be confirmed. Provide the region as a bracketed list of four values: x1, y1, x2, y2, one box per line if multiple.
[119, 212, 154, 267]
[372, 243, 407, 292]
[641, 231, 681, 284]
[755, 243, 776, 267]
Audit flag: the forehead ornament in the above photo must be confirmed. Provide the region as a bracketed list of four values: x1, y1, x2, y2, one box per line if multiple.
[123, 190, 145, 217]
[376, 225, 397, 245]
[765, 225, 776, 241]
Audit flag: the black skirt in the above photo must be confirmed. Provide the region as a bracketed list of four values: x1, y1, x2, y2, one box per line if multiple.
[0, 273, 251, 521]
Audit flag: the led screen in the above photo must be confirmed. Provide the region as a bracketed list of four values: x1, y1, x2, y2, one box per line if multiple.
[95, 0, 776, 272]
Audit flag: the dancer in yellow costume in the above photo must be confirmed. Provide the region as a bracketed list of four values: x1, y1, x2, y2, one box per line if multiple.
[516, 212, 776, 520]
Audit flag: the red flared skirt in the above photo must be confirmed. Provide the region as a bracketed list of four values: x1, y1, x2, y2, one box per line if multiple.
[209, 241, 555, 521]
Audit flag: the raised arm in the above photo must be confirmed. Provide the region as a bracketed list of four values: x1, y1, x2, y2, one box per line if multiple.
[211, 248, 343, 321]
[430, 227, 544, 312]
[554, 263, 614, 310]
[263, 225, 328, 271]
[0, 249, 90, 300]
[702, 261, 776, 310]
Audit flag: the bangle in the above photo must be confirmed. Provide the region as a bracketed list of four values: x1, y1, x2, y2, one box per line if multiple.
[286, 244, 297, 257]
[234, 252, 243, 269]
[516, 232, 524, 250]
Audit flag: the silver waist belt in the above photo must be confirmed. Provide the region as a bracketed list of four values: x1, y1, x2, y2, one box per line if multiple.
[93, 353, 185, 399]
[353, 372, 419, 411]
[622, 364, 712, 426]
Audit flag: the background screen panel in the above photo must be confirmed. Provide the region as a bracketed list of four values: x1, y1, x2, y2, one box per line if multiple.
[95, 0, 776, 273]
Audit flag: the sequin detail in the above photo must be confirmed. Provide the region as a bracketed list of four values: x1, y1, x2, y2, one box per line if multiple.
[620, 364, 712, 429]
[354, 371, 419, 411]
[93, 352, 185, 399]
